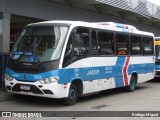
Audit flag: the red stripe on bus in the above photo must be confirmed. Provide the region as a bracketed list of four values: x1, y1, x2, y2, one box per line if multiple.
[123, 56, 130, 86]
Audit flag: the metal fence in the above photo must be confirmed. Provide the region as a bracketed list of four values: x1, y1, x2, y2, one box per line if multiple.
[0, 53, 9, 90]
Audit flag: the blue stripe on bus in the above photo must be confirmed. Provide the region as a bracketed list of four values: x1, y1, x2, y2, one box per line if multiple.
[114, 57, 126, 87]
[5, 62, 154, 87]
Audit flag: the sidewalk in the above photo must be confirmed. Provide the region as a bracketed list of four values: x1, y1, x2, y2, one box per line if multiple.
[0, 90, 16, 102]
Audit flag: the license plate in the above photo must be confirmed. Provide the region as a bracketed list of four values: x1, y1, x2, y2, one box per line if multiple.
[20, 85, 30, 91]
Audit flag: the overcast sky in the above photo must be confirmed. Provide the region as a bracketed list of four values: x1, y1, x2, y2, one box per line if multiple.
[147, 0, 160, 6]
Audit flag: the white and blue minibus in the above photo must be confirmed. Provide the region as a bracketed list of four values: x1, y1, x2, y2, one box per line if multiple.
[5, 21, 155, 105]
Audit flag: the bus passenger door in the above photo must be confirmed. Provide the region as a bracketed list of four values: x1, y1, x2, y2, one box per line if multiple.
[83, 30, 103, 94]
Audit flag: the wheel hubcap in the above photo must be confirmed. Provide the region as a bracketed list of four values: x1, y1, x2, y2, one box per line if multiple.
[69, 89, 76, 100]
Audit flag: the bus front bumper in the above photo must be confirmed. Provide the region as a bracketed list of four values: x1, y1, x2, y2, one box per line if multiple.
[5, 79, 70, 99]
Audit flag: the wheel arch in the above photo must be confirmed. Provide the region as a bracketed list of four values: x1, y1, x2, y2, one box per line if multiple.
[71, 79, 83, 97]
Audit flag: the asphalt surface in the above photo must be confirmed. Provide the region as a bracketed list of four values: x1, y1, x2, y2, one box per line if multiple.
[0, 78, 160, 120]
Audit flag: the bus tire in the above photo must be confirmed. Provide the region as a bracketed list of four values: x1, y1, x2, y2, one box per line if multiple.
[61, 83, 78, 106]
[126, 76, 136, 92]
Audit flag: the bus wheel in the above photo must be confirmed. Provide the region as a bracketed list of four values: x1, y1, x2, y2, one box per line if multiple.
[126, 76, 136, 92]
[62, 83, 78, 106]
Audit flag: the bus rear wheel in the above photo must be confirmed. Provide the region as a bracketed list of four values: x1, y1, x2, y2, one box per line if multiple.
[61, 83, 78, 106]
[126, 76, 137, 92]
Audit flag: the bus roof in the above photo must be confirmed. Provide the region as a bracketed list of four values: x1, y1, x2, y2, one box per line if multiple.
[27, 20, 154, 37]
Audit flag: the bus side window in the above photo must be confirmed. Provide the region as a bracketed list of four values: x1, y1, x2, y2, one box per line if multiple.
[116, 34, 129, 55]
[63, 27, 89, 67]
[143, 37, 154, 55]
[73, 31, 89, 61]
[98, 31, 114, 55]
[131, 36, 141, 55]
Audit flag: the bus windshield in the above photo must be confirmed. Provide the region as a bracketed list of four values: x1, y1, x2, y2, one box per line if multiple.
[11, 26, 69, 62]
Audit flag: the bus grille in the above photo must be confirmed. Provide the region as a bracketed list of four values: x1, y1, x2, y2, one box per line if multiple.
[12, 84, 43, 94]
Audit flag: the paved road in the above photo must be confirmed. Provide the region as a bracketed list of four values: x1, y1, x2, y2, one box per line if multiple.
[0, 79, 160, 120]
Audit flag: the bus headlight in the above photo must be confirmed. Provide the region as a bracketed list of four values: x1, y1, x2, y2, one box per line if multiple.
[39, 76, 59, 84]
[4, 74, 14, 81]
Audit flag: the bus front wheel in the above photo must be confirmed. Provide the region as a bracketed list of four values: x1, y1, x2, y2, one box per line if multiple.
[61, 83, 78, 106]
